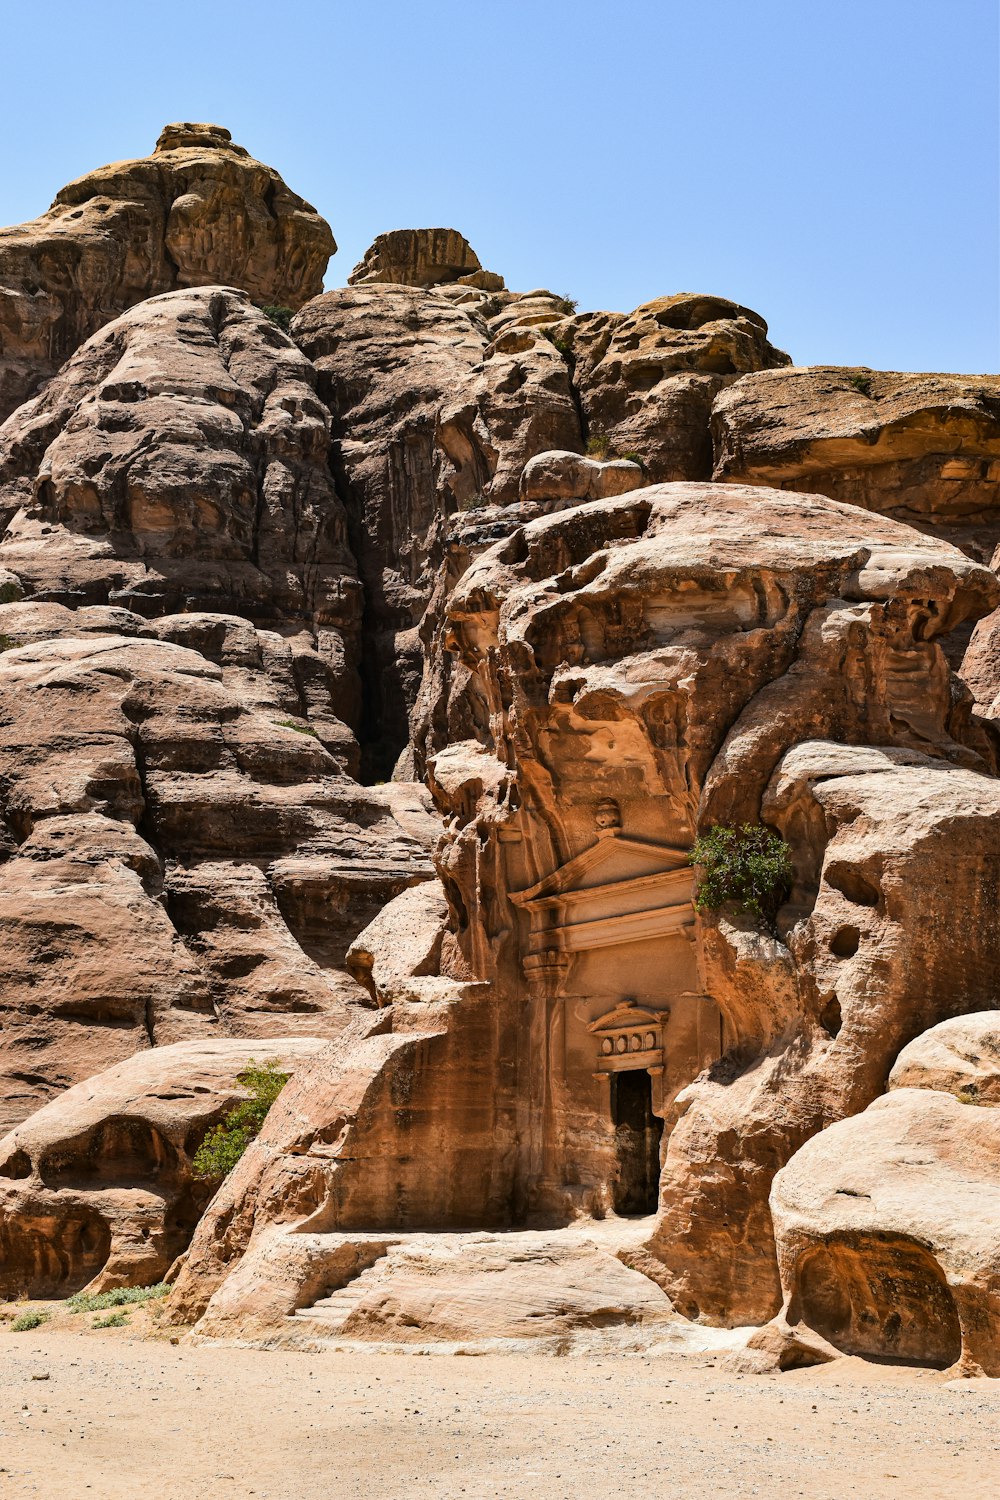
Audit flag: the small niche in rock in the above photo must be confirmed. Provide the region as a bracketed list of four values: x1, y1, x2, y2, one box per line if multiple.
[830, 925, 861, 959]
[0, 1148, 31, 1179]
[824, 862, 880, 908]
[820, 995, 843, 1038]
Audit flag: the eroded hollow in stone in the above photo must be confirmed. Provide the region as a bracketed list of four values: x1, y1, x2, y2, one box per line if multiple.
[820, 995, 843, 1038]
[794, 1233, 962, 1368]
[830, 926, 861, 958]
[0, 1212, 112, 1298]
[824, 863, 881, 908]
[39, 1119, 180, 1190]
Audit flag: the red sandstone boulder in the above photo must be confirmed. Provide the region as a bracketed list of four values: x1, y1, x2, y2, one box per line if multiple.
[0, 1037, 325, 1297]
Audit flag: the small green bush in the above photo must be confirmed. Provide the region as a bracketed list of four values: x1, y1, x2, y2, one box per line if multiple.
[192, 1061, 290, 1182]
[275, 719, 319, 738]
[586, 433, 611, 459]
[260, 304, 295, 332]
[689, 824, 793, 927]
[0, 633, 18, 652]
[847, 371, 874, 397]
[555, 294, 578, 315]
[92, 1311, 129, 1329]
[619, 450, 648, 474]
[11, 1310, 50, 1331]
[541, 328, 573, 357]
[68, 1282, 169, 1314]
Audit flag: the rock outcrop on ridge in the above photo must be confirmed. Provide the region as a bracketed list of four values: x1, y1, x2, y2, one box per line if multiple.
[0, 287, 360, 694]
[712, 367, 1000, 562]
[3, 127, 1000, 1368]
[349, 228, 504, 292]
[0, 123, 334, 424]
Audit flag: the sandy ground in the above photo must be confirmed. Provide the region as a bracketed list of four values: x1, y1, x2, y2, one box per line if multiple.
[1, 1323, 997, 1500]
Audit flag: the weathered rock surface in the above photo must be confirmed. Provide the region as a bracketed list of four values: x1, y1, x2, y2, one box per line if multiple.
[188, 1224, 680, 1352]
[292, 284, 581, 773]
[0, 1037, 324, 1297]
[767, 1088, 1000, 1374]
[518, 449, 644, 502]
[712, 368, 1000, 562]
[165, 482, 1000, 1341]
[653, 747, 1000, 1325]
[349, 228, 503, 291]
[4, 132, 1000, 1370]
[0, 124, 334, 422]
[0, 249, 441, 1149]
[888, 1010, 1000, 1104]
[960, 602, 1000, 716]
[0, 286, 361, 721]
[569, 294, 790, 481]
[0, 624, 437, 1131]
[427, 486, 998, 1323]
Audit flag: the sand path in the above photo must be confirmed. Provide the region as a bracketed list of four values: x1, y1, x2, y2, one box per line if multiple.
[1, 1329, 997, 1499]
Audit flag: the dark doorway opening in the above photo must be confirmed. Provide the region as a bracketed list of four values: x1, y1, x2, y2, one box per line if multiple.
[611, 1069, 663, 1215]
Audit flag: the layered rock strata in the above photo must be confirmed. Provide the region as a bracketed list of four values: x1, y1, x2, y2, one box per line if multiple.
[712, 368, 1000, 562]
[0, 285, 439, 1135]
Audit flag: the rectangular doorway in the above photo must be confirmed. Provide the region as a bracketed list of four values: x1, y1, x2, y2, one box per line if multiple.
[610, 1069, 663, 1215]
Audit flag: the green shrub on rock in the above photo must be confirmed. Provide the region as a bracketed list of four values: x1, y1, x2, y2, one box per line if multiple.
[259, 304, 295, 332]
[191, 1061, 290, 1182]
[689, 824, 793, 928]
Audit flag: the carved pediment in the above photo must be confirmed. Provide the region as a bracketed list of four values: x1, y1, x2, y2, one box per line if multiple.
[512, 830, 695, 968]
[589, 1000, 668, 1077]
[589, 1002, 667, 1035]
[511, 830, 689, 906]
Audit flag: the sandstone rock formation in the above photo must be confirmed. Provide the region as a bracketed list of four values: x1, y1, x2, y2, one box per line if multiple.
[164, 482, 1000, 1344]
[189, 1224, 678, 1351]
[767, 1088, 1000, 1375]
[4, 128, 1000, 1371]
[569, 293, 790, 481]
[0, 1037, 324, 1297]
[0, 285, 360, 701]
[349, 228, 503, 291]
[0, 624, 437, 1132]
[960, 603, 1000, 715]
[291, 284, 581, 773]
[518, 449, 644, 503]
[0, 285, 440, 1136]
[653, 747, 1000, 1324]
[0, 124, 334, 422]
[712, 368, 1000, 562]
[888, 1010, 1000, 1104]
[288, 270, 786, 772]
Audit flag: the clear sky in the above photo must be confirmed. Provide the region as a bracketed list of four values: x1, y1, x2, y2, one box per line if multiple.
[1, 0, 997, 372]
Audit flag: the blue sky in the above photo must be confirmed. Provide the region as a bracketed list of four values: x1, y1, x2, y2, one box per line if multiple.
[1, 0, 996, 371]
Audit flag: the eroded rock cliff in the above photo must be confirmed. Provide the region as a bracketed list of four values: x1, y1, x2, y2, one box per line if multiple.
[2, 132, 1000, 1370]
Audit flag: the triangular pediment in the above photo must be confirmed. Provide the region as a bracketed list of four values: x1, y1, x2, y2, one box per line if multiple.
[589, 1002, 666, 1034]
[511, 830, 689, 907]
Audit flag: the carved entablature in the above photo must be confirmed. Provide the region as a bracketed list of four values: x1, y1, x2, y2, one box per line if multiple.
[510, 829, 694, 995]
[588, 1002, 668, 1073]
